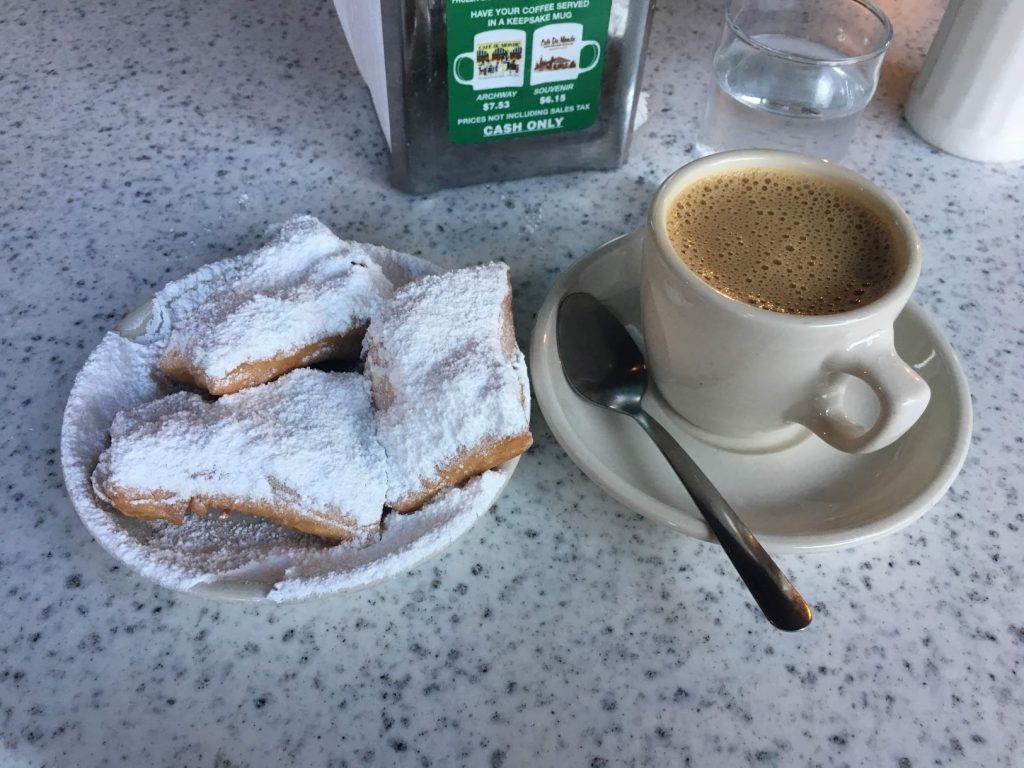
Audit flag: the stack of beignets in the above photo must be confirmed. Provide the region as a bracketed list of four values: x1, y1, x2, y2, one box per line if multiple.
[92, 216, 532, 542]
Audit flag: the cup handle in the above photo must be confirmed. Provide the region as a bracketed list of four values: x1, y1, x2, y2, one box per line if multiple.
[793, 332, 931, 453]
[453, 52, 475, 85]
[577, 41, 601, 73]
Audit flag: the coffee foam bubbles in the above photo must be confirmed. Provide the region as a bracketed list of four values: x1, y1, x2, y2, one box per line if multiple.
[666, 168, 899, 315]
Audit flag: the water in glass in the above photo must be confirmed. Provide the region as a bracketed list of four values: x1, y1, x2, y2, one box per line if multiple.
[697, 33, 875, 161]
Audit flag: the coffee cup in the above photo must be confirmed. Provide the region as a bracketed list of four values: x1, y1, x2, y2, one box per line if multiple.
[453, 29, 527, 91]
[641, 150, 930, 454]
[530, 23, 601, 85]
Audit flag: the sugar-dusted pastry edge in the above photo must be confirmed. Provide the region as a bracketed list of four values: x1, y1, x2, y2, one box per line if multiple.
[387, 431, 533, 513]
[93, 481, 366, 542]
[160, 323, 367, 395]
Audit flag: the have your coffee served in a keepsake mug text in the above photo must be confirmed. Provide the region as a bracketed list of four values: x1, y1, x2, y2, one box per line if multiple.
[641, 150, 930, 454]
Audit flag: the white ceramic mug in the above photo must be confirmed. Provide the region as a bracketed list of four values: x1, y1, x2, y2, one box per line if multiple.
[530, 23, 600, 85]
[641, 150, 930, 454]
[453, 29, 527, 91]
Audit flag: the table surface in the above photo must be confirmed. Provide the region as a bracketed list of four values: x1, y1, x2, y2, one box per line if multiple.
[3, 0, 1022, 765]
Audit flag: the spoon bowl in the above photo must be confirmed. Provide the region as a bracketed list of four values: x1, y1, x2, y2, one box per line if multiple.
[557, 294, 648, 414]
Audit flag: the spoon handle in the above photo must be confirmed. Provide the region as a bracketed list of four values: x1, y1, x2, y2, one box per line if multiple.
[631, 410, 812, 631]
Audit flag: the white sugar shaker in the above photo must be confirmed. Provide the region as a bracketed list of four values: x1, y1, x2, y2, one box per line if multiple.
[904, 0, 1024, 163]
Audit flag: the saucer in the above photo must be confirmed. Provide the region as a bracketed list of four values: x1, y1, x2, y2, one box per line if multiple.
[529, 230, 972, 552]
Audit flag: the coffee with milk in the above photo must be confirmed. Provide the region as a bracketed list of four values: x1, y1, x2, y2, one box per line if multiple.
[665, 168, 901, 315]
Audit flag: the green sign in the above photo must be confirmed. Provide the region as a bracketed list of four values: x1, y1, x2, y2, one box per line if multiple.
[446, 0, 612, 144]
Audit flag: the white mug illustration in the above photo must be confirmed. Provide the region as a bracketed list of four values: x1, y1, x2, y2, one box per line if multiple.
[453, 29, 527, 90]
[530, 23, 601, 85]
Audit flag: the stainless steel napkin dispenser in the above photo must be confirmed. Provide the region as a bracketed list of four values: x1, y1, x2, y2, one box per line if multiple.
[334, 0, 655, 193]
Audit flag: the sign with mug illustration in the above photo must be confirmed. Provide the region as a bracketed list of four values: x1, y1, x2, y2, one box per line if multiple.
[530, 23, 601, 85]
[445, 0, 612, 145]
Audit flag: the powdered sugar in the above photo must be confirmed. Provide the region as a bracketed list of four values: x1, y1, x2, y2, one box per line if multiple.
[146, 511, 331, 577]
[267, 470, 508, 602]
[93, 369, 388, 534]
[59, 224, 528, 601]
[155, 216, 394, 386]
[365, 263, 531, 506]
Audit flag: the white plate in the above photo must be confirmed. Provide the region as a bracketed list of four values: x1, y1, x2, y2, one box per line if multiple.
[61, 249, 525, 602]
[530, 230, 971, 552]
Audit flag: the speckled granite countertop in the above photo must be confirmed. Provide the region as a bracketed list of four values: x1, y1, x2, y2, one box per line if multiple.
[2, 0, 1021, 765]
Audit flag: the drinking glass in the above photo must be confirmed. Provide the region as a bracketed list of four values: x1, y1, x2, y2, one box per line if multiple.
[696, 0, 892, 161]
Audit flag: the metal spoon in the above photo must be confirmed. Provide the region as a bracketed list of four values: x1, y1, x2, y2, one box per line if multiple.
[556, 292, 812, 631]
